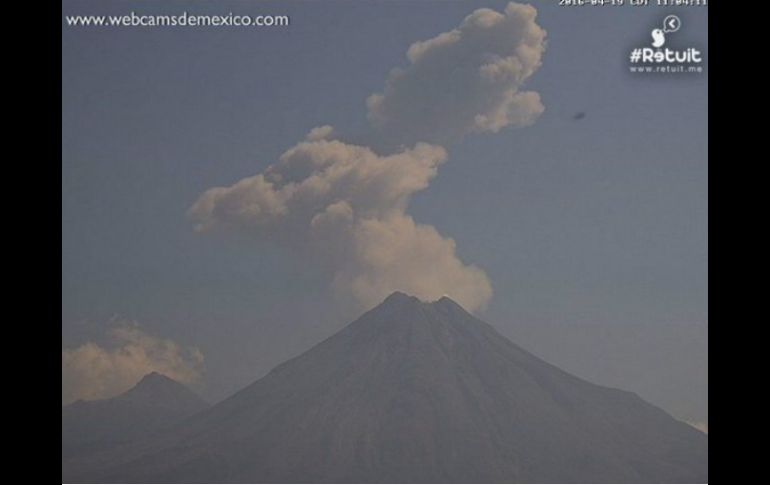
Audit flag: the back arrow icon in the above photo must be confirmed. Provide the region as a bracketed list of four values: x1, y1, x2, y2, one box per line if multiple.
[663, 15, 681, 33]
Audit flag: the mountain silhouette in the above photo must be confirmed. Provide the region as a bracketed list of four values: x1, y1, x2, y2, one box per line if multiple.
[62, 372, 208, 461]
[63, 292, 707, 483]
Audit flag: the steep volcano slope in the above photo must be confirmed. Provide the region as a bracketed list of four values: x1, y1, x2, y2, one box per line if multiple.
[62, 372, 208, 461]
[64, 293, 707, 483]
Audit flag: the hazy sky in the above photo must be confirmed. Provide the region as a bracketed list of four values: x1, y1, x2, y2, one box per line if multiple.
[62, 1, 707, 424]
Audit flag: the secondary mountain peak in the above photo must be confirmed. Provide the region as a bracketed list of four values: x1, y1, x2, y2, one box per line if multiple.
[133, 371, 176, 389]
[118, 372, 206, 409]
[141, 370, 168, 381]
[380, 290, 423, 306]
[62, 372, 208, 463]
[433, 293, 469, 312]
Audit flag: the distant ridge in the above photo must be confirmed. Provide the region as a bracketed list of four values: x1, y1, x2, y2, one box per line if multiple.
[62, 372, 208, 461]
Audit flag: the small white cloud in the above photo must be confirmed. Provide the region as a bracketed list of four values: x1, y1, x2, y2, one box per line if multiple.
[61, 321, 204, 404]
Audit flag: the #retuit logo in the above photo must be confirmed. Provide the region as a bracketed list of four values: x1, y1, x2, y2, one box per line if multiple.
[629, 14, 704, 74]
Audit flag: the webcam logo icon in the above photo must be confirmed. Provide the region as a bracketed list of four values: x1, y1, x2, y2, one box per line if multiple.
[651, 15, 681, 48]
[629, 13, 702, 75]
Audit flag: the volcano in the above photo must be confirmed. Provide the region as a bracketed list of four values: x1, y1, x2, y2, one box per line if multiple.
[63, 292, 707, 483]
[62, 372, 208, 461]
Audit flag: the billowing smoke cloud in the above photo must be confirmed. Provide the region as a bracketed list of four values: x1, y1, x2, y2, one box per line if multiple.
[62, 322, 204, 404]
[189, 2, 546, 312]
[367, 2, 546, 145]
[190, 136, 492, 311]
